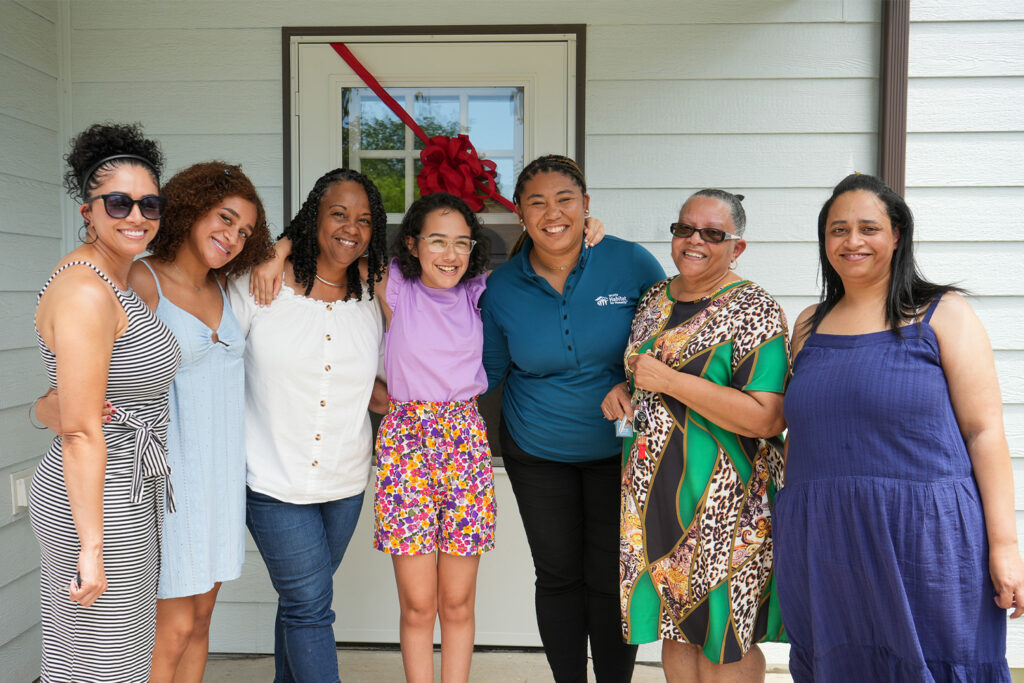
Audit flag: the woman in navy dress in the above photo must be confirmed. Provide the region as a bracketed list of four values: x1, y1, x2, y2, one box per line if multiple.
[774, 173, 1023, 681]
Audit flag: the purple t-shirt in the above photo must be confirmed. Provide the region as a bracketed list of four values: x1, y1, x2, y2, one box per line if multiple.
[384, 259, 488, 402]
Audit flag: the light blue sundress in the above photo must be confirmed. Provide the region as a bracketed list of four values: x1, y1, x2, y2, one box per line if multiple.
[140, 260, 246, 599]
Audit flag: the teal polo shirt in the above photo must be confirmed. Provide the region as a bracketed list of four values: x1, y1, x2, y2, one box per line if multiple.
[481, 235, 665, 462]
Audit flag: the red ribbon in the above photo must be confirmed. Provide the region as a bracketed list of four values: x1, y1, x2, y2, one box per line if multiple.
[330, 43, 516, 213]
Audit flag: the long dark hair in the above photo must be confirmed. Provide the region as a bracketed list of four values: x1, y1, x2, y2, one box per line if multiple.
[805, 173, 961, 335]
[391, 192, 490, 281]
[281, 168, 387, 300]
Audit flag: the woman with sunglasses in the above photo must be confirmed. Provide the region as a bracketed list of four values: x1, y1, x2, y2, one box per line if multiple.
[480, 155, 664, 682]
[30, 122, 181, 682]
[617, 189, 789, 682]
[37, 161, 275, 682]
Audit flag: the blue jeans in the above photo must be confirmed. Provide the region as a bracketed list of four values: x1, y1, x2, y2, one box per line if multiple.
[245, 487, 364, 683]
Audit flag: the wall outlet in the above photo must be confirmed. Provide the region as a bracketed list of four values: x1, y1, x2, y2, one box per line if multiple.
[9, 467, 34, 515]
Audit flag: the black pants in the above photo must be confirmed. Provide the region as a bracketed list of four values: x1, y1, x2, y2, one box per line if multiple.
[501, 421, 637, 683]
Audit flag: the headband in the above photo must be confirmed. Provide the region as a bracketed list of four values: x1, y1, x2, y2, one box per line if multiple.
[79, 154, 159, 195]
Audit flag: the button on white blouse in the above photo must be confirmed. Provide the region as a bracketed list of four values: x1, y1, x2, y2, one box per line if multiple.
[229, 273, 384, 504]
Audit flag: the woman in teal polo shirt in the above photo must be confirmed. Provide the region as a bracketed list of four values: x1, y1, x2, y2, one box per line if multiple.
[480, 155, 664, 682]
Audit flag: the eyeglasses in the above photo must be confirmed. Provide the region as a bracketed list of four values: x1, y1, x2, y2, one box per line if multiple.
[418, 236, 477, 254]
[669, 223, 740, 243]
[86, 193, 166, 220]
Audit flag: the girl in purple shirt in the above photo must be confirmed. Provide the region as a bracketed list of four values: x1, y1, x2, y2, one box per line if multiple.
[373, 192, 495, 683]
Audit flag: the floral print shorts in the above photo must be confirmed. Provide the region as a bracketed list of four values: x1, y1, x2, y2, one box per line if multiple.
[374, 398, 496, 556]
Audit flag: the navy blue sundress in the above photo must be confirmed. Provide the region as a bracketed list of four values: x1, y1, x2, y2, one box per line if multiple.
[774, 297, 1009, 682]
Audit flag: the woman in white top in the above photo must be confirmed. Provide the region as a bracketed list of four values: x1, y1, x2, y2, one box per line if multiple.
[228, 168, 388, 683]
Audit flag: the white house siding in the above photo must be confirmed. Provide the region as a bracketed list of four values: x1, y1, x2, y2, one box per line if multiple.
[0, 0, 61, 680]
[3, 0, 1018, 676]
[907, 1, 1024, 667]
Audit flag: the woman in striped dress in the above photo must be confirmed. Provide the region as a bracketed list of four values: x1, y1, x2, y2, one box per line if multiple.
[30, 123, 181, 682]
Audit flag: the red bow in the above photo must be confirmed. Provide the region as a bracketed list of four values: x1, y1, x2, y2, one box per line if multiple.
[331, 43, 515, 213]
[418, 135, 509, 212]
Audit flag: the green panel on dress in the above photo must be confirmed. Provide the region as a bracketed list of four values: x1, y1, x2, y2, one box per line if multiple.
[742, 333, 789, 393]
[703, 581, 731, 662]
[626, 570, 662, 643]
[679, 421, 718, 530]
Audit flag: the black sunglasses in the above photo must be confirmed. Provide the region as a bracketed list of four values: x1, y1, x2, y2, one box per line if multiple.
[669, 223, 741, 244]
[86, 193, 166, 220]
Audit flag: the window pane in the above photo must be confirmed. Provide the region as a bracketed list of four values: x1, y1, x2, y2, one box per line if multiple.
[413, 94, 460, 149]
[361, 158, 406, 212]
[468, 90, 522, 151]
[490, 157, 516, 200]
[359, 90, 404, 151]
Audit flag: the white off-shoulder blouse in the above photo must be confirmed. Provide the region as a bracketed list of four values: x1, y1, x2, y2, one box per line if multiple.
[228, 273, 383, 504]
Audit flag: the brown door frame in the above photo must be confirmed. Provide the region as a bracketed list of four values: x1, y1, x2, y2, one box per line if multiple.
[280, 24, 586, 229]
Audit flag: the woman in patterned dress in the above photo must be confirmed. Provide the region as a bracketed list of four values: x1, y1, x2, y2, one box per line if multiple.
[616, 189, 789, 682]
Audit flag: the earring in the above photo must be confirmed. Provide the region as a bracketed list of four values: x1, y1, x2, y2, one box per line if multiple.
[585, 210, 590, 216]
[729, 260, 738, 270]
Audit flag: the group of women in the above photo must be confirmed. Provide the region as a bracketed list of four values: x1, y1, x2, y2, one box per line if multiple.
[28, 120, 1022, 683]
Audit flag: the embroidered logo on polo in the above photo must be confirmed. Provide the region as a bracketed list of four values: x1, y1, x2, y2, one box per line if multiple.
[595, 293, 629, 306]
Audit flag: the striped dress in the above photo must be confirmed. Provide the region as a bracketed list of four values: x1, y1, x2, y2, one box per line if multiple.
[30, 261, 181, 682]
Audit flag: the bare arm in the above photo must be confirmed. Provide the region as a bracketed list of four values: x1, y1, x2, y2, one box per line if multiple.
[932, 292, 1024, 618]
[36, 271, 122, 607]
[250, 236, 292, 305]
[33, 389, 113, 434]
[368, 379, 388, 415]
[628, 353, 784, 437]
[790, 304, 818, 360]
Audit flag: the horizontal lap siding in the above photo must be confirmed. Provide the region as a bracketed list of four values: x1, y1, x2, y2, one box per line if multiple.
[62, 0, 882, 665]
[0, 1, 58, 678]
[908, 13, 1024, 665]
[57, 0, 1021, 670]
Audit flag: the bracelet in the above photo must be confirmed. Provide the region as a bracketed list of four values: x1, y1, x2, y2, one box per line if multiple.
[28, 392, 51, 430]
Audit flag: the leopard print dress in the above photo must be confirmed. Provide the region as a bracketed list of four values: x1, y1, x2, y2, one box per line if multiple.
[619, 277, 790, 663]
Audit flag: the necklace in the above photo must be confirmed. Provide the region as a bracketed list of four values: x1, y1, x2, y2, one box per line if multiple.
[532, 251, 578, 273]
[315, 273, 344, 287]
[171, 261, 204, 292]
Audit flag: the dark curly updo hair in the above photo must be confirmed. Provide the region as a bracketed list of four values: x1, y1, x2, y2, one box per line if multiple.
[391, 192, 490, 282]
[148, 161, 274, 278]
[63, 122, 164, 201]
[281, 168, 387, 300]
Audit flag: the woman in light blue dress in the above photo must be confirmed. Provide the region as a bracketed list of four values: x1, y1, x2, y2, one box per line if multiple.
[130, 162, 274, 682]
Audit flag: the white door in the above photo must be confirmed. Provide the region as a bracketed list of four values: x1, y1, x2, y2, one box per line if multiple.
[292, 36, 575, 229]
[287, 33, 578, 648]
